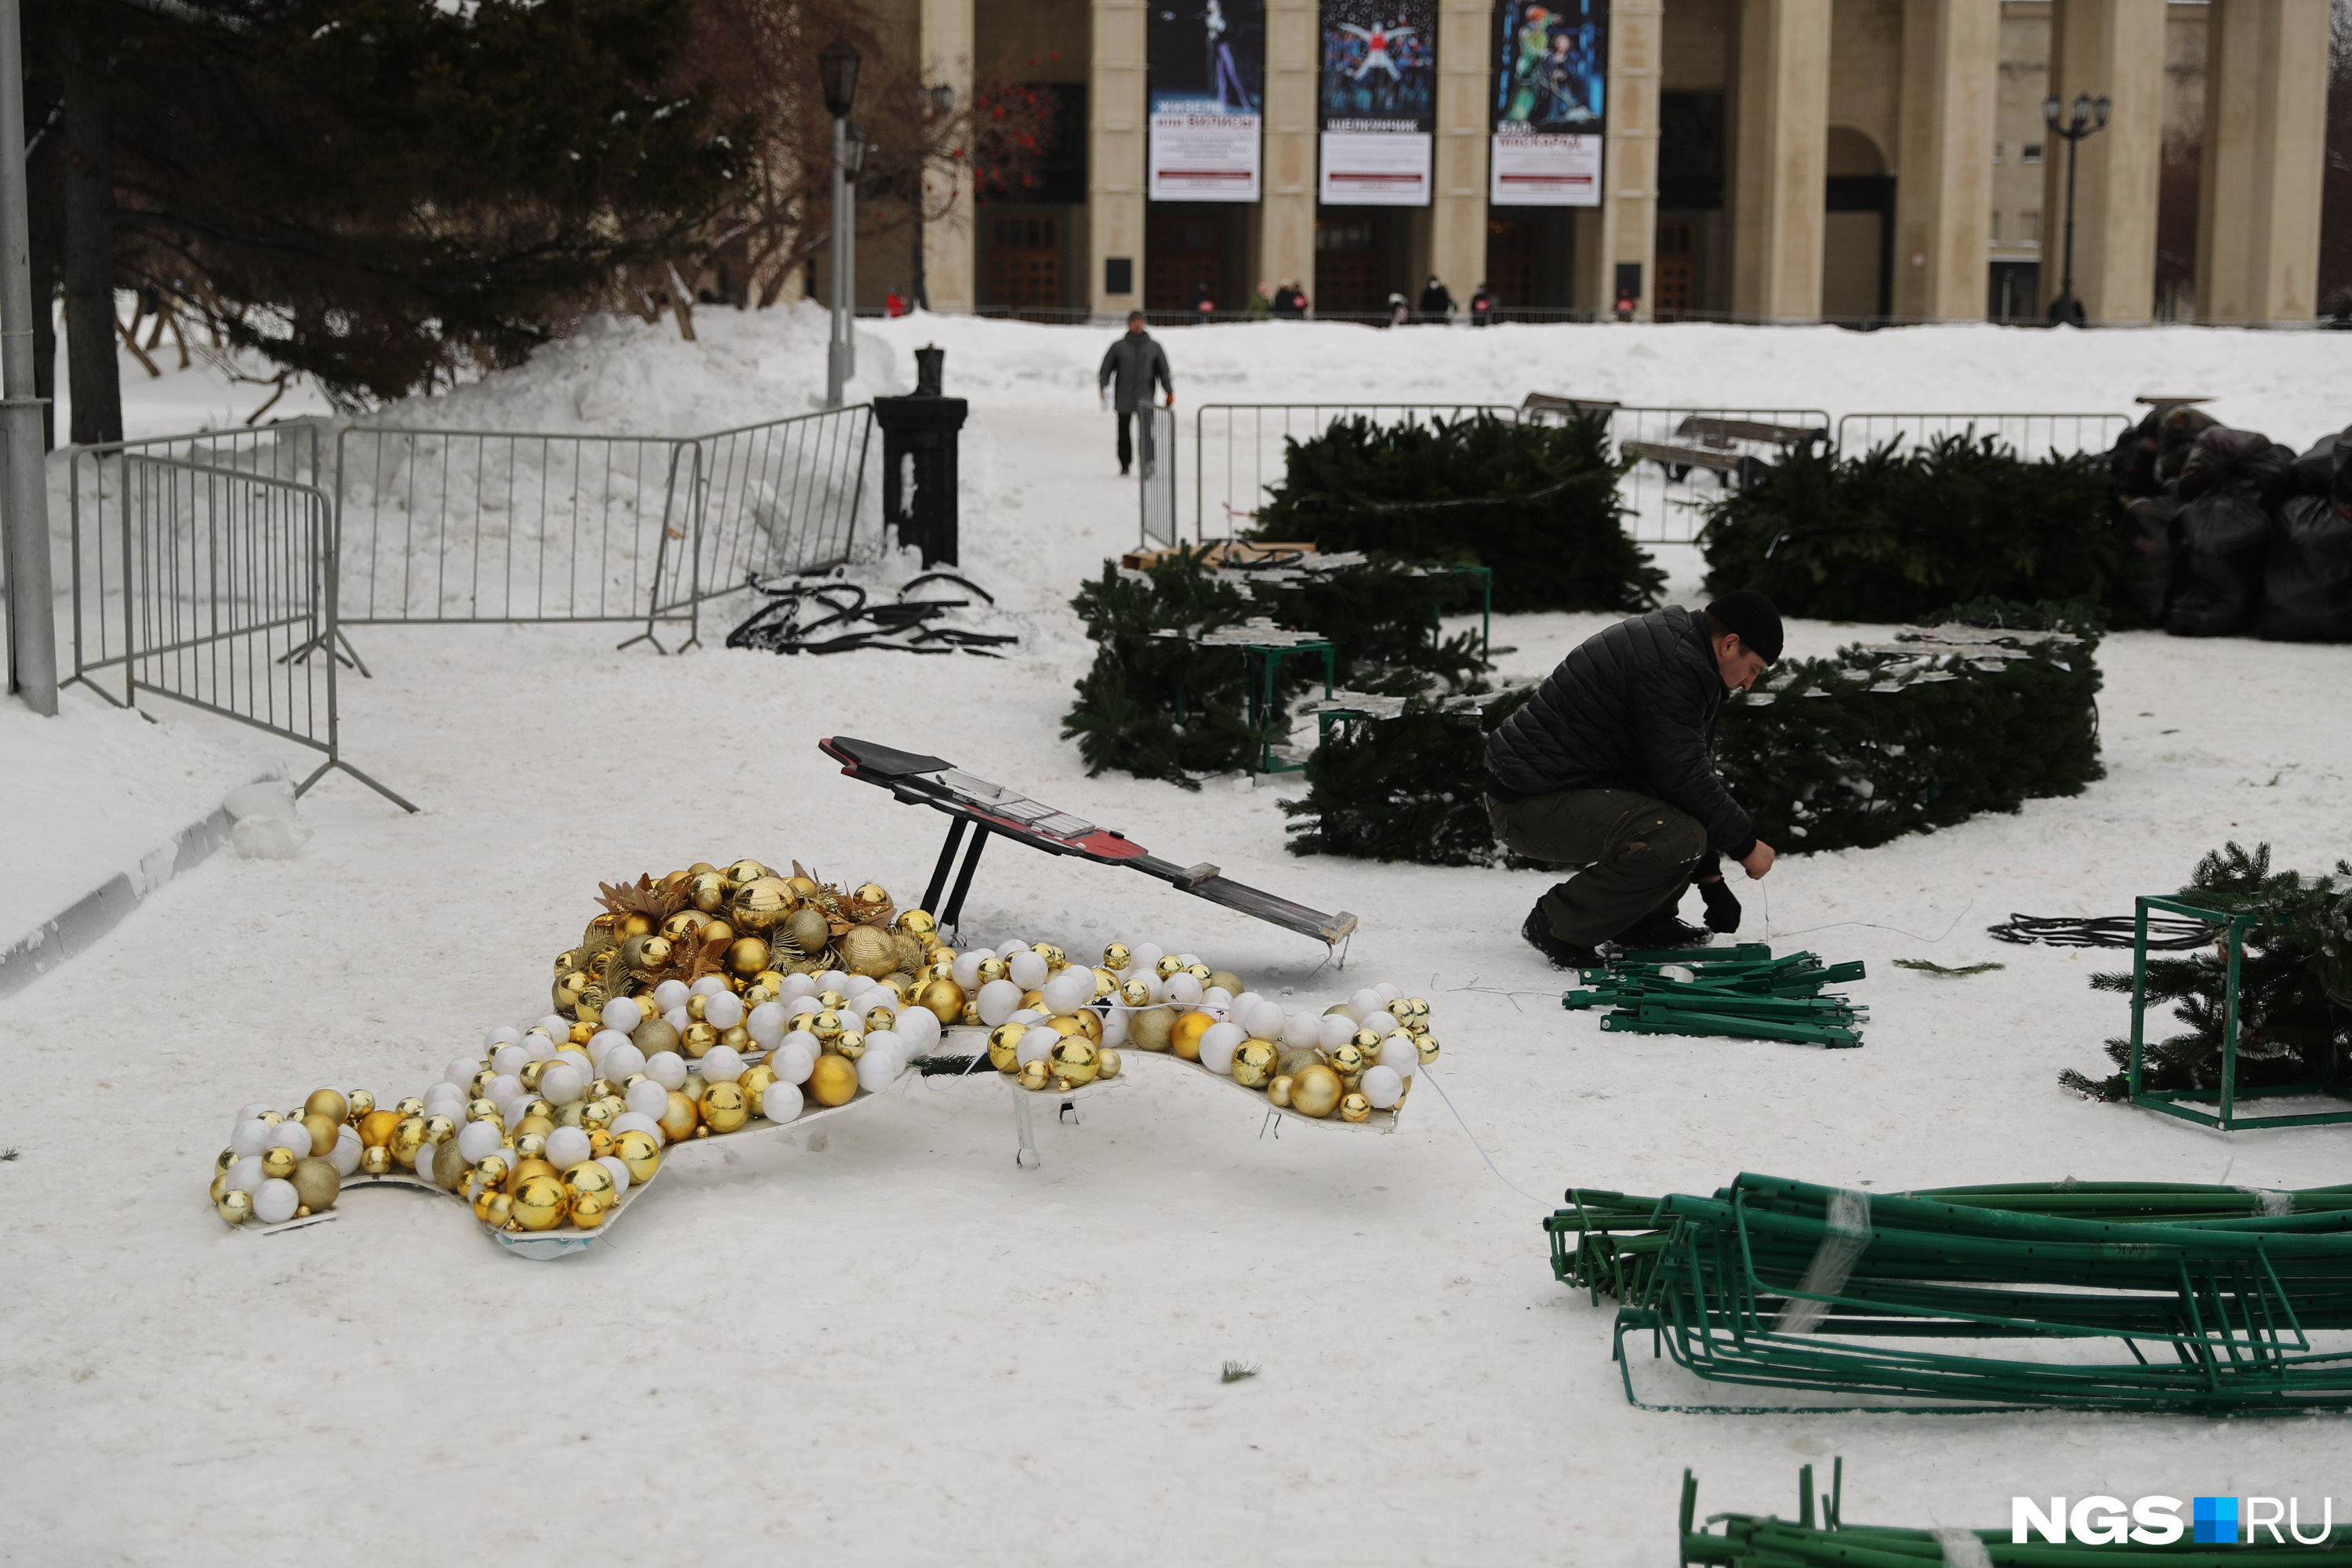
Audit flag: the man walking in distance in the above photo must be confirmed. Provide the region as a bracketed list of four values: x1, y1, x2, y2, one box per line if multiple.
[1485, 591, 1784, 966]
[1098, 311, 1174, 477]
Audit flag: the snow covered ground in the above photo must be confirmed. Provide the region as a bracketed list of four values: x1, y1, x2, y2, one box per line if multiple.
[4, 309, 2349, 1564]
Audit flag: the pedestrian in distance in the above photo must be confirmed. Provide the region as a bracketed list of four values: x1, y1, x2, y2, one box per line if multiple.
[1192, 281, 1218, 321]
[1385, 292, 1410, 328]
[1469, 282, 1497, 325]
[1273, 281, 1308, 318]
[1485, 591, 1784, 967]
[1244, 281, 1273, 320]
[1417, 274, 1454, 322]
[884, 287, 907, 318]
[1098, 310, 1174, 477]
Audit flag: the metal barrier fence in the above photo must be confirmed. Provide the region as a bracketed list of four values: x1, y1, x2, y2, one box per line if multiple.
[670, 407, 875, 648]
[1573, 405, 1834, 544]
[100, 455, 412, 809]
[1191, 402, 1519, 543]
[1137, 404, 1178, 549]
[1833, 411, 2131, 462]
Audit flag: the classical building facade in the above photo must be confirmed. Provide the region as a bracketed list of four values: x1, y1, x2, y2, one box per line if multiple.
[866, 0, 2328, 324]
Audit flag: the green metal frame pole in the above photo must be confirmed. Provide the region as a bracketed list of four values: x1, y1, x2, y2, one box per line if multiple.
[2220, 914, 2243, 1131]
[2129, 897, 2150, 1103]
[0, 0, 59, 716]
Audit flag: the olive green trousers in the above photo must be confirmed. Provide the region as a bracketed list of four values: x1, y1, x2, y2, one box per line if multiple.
[1486, 788, 1708, 946]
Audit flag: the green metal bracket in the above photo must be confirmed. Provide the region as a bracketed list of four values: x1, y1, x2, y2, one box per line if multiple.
[1240, 639, 1335, 774]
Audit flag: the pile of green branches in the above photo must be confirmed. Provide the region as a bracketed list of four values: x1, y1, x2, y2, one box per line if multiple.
[1247, 411, 1663, 614]
[2061, 842, 2352, 1101]
[1714, 600, 2105, 854]
[1280, 690, 1531, 864]
[1062, 550, 1492, 789]
[1698, 435, 2138, 624]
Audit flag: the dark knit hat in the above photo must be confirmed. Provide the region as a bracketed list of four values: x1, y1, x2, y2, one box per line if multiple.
[1704, 590, 1783, 663]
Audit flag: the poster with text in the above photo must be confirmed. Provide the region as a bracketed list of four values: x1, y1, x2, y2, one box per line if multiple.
[1319, 0, 1439, 205]
[1491, 0, 1606, 132]
[1150, 0, 1265, 201]
[1490, 131, 1601, 204]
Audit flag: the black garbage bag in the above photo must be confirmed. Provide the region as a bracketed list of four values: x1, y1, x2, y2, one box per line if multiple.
[2168, 426, 2294, 637]
[2288, 427, 2346, 497]
[2109, 405, 2216, 499]
[2122, 490, 2184, 622]
[2256, 495, 2352, 641]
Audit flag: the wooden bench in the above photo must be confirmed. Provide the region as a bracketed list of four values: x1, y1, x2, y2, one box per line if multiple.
[1623, 415, 1828, 487]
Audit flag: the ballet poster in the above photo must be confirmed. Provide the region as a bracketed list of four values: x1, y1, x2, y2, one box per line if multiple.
[1317, 0, 1437, 205]
[1149, 0, 1265, 201]
[1489, 0, 1607, 205]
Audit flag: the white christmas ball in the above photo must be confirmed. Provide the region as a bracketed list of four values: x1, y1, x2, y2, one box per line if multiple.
[267, 1121, 313, 1157]
[490, 1042, 530, 1077]
[701, 1045, 746, 1083]
[600, 996, 643, 1033]
[1198, 1021, 1245, 1075]
[488, 1073, 522, 1105]
[817, 968, 851, 995]
[545, 1127, 593, 1169]
[536, 1014, 571, 1040]
[761, 1081, 804, 1123]
[1231, 989, 1264, 1017]
[644, 1051, 688, 1091]
[1175, 953, 1201, 968]
[1007, 950, 1048, 990]
[610, 1111, 662, 1139]
[539, 1062, 586, 1105]
[1347, 988, 1384, 1022]
[557, 1048, 593, 1076]
[1127, 942, 1163, 973]
[227, 1155, 265, 1194]
[865, 1029, 904, 1065]
[1374, 982, 1401, 1004]
[595, 1155, 632, 1195]
[483, 1025, 523, 1051]
[702, 992, 745, 1030]
[746, 1002, 789, 1046]
[587, 1027, 630, 1061]
[624, 1080, 670, 1118]
[1317, 1014, 1358, 1049]
[856, 1050, 898, 1095]
[665, 1007, 691, 1033]
[524, 1032, 557, 1062]
[230, 1119, 274, 1158]
[1099, 1008, 1130, 1047]
[1284, 1011, 1323, 1048]
[1378, 1033, 1421, 1073]
[1362, 1010, 1398, 1037]
[1166, 972, 1203, 1006]
[975, 978, 1023, 1027]
[780, 973, 818, 999]
[423, 1087, 466, 1120]
[782, 995, 820, 1020]
[1017, 1025, 1061, 1067]
[772, 1044, 817, 1087]
[690, 975, 730, 997]
[331, 1127, 363, 1177]
[951, 949, 986, 989]
[652, 978, 690, 1012]
[891, 1006, 940, 1050]
[237, 1101, 273, 1122]
[1248, 999, 1290, 1039]
[601, 1041, 646, 1082]
[997, 939, 1029, 957]
[252, 1178, 299, 1225]
[444, 1056, 480, 1087]
[1041, 968, 1094, 1015]
[456, 1120, 504, 1163]
[1361, 1065, 1404, 1109]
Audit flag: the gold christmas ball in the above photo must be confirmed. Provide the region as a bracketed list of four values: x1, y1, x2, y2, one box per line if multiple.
[635, 935, 674, 971]
[742, 985, 775, 1008]
[731, 877, 795, 933]
[292, 1156, 341, 1210]
[1017, 1058, 1051, 1092]
[784, 875, 821, 898]
[617, 912, 657, 939]
[916, 978, 966, 1024]
[681, 1021, 720, 1058]
[1155, 955, 1184, 979]
[854, 882, 891, 906]
[564, 1160, 617, 1207]
[724, 857, 768, 887]
[862, 1005, 897, 1035]
[1095, 1047, 1122, 1081]
[1128, 1007, 1176, 1053]
[586, 1076, 620, 1103]
[209, 1171, 230, 1205]
[531, 1099, 562, 1126]
[1049, 1014, 1085, 1039]
[688, 861, 719, 877]
[423, 1114, 456, 1145]
[739, 1063, 779, 1116]
[519, 1058, 550, 1091]
[657, 1092, 699, 1143]
[261, 1147, 296, 1181]
[685, 993, 710, 1022]
[958, 1002, 982, 1026]
[346, 1090, 376, 1120]
[476, 1154, 510, 1189]
[1289, 1064, 1344, 1119]
[359, 1145, 392, 1176]
[1416, 1033, 1442, 1066]
[1208, 970, 1244, 996]
[784, 908, 833, 958]
[987, 1022, 1027, 1072]
[1327, 1042, 1368, 1079]
[680, 1074, 708, 1105]
[299, 1112, 342, 1160]
[662, 909, 706, 943]
[1072, 1008, 1104, 1044]
[571, 1195, 608, 1230]
[390, 1116, 429, 1168]
[612, 1129, 662, 1184]
[1102, 942, 1133, 971]
[1090, 967, 1118, 1000]
[1339, 1093, 1373, 1123]
[580, 1101, 612, 1131]
[1048, 1037, 1099, 1085]
[727, 937, 771, 977]
[1267, 1073, 1294, 1109]
[569, 1019, 598, 1045]
[838, 926, 895, 978]
[1232, 1040, 1279, 1088]
[589, 1127, 615, 1156]
[218, 1190, 253, 1225]
[978, 957, 1011, 985]
[215, 1147, 238, 1174]
[1033, 942, 1067, 969]
[1349, 1028, 1382, 1054]
[701, 919, 735, 946]
[514, 1134, 548, 1164]
[482, 1192, 514, 1229]
[718, 1024, 751, 1053]
[1275, 1047, 1322, 1080]
[469, 1067, 498, 1096]
[1404, 996, 1431, 1022]
[809, 1010, 844, 1043]
[303, 1089, 349, 1125]
[1186, 964, 1214, 985]
[815, 989, 849, 1011]
[701, 1082, 750, 1134]
[1171, 1011, 1214, 1062]
[465, 1097, 499, 1124]
[833, 1030, 867, 1062]
[898, 909, 938, 937]
[258, 1111, 285, 1125]
[755, 968, 790, 993]
[1119, 978, 1153, 1008]
[512, 1174, 567, 1232]
[1019, 989, 1047, 1011]
[807, 1054, 858, 1107]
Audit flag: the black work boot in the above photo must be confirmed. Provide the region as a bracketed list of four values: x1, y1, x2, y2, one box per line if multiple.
[1614, 909, 1713, 950]
[1522, 904, 1600, 970]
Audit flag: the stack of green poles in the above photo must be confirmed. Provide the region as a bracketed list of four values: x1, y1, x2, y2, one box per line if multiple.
[1563, 944, 1867, 1047]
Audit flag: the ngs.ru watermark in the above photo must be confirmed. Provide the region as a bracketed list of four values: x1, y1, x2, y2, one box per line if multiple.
[2015, 1495, 2336, 1545]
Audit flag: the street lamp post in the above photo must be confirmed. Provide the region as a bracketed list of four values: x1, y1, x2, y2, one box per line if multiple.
[819, 41, 862, 407]
[911, 83, 954, 312]
[2042, 90, 2111, 327]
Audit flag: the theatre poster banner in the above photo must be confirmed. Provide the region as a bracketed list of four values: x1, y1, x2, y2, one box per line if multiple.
[1150, 0, 1265, 201]
[1317, 0, 1436, 205]
[1490, 0, 1606, 205]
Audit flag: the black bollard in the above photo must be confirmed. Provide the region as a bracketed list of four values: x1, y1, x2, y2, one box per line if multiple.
[871, 344, 970, 567]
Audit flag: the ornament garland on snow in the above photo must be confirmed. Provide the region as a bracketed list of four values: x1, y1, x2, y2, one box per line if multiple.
[207, 861, 1442, 1239]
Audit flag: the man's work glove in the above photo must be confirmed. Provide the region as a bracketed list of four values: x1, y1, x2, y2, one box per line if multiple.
[1694, 852, 1743, 933]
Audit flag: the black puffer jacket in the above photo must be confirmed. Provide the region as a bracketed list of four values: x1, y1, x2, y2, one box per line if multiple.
[1486, 606, 1756, 858]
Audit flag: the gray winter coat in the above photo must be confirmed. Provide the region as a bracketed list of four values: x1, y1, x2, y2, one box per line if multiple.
[1485, 606, 1757, 858]
[1098, 332, 1174, 415]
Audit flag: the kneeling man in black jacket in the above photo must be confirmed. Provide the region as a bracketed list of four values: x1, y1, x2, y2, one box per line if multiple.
[1484, 591, 1782, 967]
